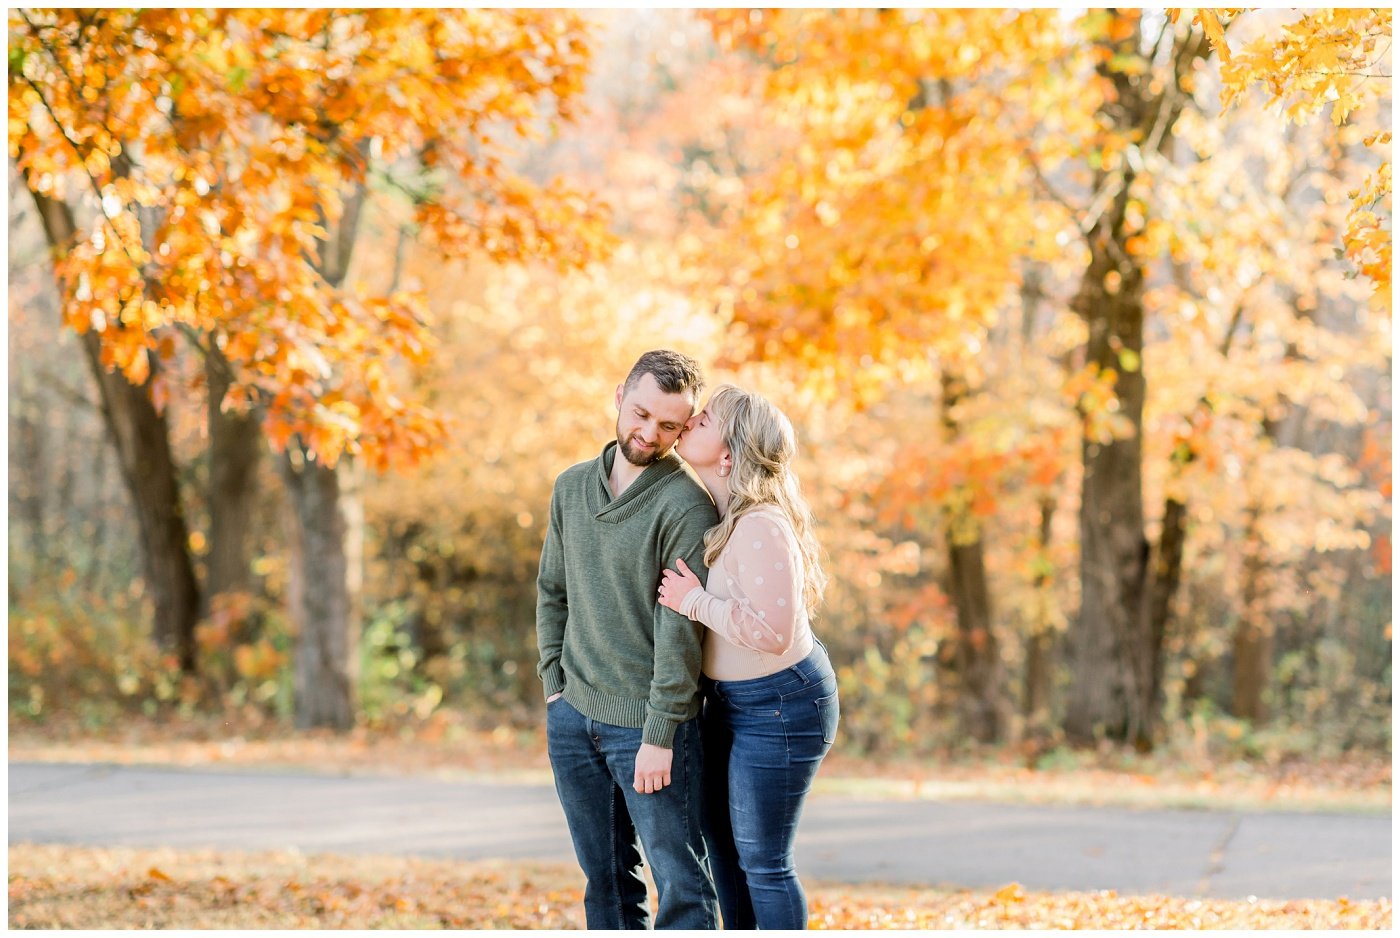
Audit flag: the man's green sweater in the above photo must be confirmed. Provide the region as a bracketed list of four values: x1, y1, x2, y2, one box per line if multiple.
[536, 442, 719, 748]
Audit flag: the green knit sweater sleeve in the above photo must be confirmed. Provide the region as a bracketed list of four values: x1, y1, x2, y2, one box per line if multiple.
[643, 500, 719, 747]
[534, 480, 568, 699]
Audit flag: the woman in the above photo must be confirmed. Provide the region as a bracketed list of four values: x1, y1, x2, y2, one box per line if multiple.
[658, 384, 839, 930]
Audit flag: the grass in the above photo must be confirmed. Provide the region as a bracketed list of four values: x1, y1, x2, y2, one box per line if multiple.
[8, 844, 1391, 929]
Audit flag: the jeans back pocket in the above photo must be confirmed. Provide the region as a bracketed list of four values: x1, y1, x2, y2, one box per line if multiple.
[814, 692, 839, 746]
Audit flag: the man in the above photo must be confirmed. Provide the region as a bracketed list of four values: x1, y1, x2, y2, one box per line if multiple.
[536, 349, 720, 929]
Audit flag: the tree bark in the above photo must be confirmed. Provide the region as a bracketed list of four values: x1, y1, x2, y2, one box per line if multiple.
[1066, 180, 1152, 746]
[280, 442, 355, 730]
[947, 536, 1004, 742]
[24, 180, 201, 671]
[1018, 272, 1058, 740]
[1065, 13, 1210, 749]
[205, 348, 263, 606]
[941, 370, 1006, 743]
[1231, 503, 1272, 721]
[1149, 298, 1245, 725]
[278, 164, 371, 729]
[1023, 498, 1057, 730]
[1147, 495, 1188, 719]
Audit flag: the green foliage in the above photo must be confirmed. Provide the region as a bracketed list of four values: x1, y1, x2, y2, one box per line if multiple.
[1168, 689, 1391, 766]
[1033, 745, 1086, 773]
[364, 515, 546, 722]
[358, 603, 443, 725]
[827, 625, 947, 755]
[1273, 639, 1392, 754]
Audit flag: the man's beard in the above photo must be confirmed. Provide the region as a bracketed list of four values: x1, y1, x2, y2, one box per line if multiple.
[616, 423, 664, 467]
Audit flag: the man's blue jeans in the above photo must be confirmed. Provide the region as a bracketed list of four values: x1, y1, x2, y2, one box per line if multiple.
[701, 642, 839, 929]
[546, 697, 718, 929]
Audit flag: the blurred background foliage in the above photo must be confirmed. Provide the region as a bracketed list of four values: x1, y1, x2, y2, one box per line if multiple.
[8, 8, 1390, 764]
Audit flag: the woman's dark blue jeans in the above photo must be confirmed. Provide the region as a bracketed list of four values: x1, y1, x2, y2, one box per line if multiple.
[546, 697, 718, 930]
[701, 642, 839, 930]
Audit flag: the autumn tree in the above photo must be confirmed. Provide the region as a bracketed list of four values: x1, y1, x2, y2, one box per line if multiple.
[9, 9, 609, 727]
[696, 8, 1093, 743]
[691, 7, 1392, 752]
[1141, 112, 1385, 724]
[351, 9, 725, 717]
[8, 179, 142, 602]
[1172, 7, 1391, 302]
[994, 10, 1217, 749]
[1156, 8, 1391, 724]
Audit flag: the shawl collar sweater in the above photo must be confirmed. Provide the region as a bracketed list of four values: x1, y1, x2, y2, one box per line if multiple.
[536, 441, 718, 747]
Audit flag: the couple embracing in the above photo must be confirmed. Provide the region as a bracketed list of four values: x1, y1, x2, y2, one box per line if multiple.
[536, 349, 840, 929]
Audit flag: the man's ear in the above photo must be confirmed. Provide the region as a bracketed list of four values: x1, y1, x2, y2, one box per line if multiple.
[615, 384, 624, 410]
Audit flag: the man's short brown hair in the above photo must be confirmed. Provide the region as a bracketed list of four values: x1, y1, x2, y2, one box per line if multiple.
[623, 350, 705, 405]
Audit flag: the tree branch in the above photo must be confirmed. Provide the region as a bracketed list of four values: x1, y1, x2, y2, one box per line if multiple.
[16, 16, 155, 292]
[36, 368, 103, 412]
[1027, 152, 1089, 238]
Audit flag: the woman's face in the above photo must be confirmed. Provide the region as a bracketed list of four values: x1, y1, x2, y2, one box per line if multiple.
[677, 402, 729, 473]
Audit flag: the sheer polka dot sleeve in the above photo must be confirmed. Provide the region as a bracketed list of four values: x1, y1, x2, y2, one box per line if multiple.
[678, 511, 802, 655]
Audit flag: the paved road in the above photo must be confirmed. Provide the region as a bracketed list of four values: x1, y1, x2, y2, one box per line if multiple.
[8, 762, 1391, 900]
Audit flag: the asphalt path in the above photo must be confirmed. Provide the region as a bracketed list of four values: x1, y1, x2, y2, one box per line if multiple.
[8, 762, 1391, 901]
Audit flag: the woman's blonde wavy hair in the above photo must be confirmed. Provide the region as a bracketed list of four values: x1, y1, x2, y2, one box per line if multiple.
[701, 384, 827, 616]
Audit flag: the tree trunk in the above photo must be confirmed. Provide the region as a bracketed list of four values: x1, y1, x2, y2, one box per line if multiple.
[1146, 495, 1188, 720]
[941, 370, 1005, 744]
[340, 455, 366, 656]
[280, 442, 355, 730]
[1065, 180, 1152, 746]
[1151, 299, 1246, 722]
[83, 329, 201, 671]
[1023, 498, 1057, 730]
[205, 348, 263, 606]
[25, 181, 201, 671]
[277, 164, 371, 729]
[1018, 272, 1058, 743]
[1065, 13, 1210, 750]
[1230, 385, 1300, 729]
[947, 536, 1003, 742]
[1231, 503, 1272, 721]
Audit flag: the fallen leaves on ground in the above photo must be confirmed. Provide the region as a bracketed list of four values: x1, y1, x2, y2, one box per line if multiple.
[806, 880, 1392, 929]
[9, 845, 1391, 930]
[8, 845, 584, 929]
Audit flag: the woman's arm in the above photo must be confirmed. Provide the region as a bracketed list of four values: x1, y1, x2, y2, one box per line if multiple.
[671, 511, 802, 656]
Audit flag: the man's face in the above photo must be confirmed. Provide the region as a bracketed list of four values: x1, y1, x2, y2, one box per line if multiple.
[614, 372, 695, 467]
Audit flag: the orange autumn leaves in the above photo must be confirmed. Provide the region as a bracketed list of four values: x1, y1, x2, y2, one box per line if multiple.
[12, 8, 1385, 471]
[9, 9, 611, 472]
[1173, 7, 1391, 305]
[7, 846, 586, 929]
[696, 6, 1388, 574]
[702, 10, 1071, 394]
[703, 7, 1390, 401]
[8, 844, 1391, 930]
[808, 882, 1391, 930]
